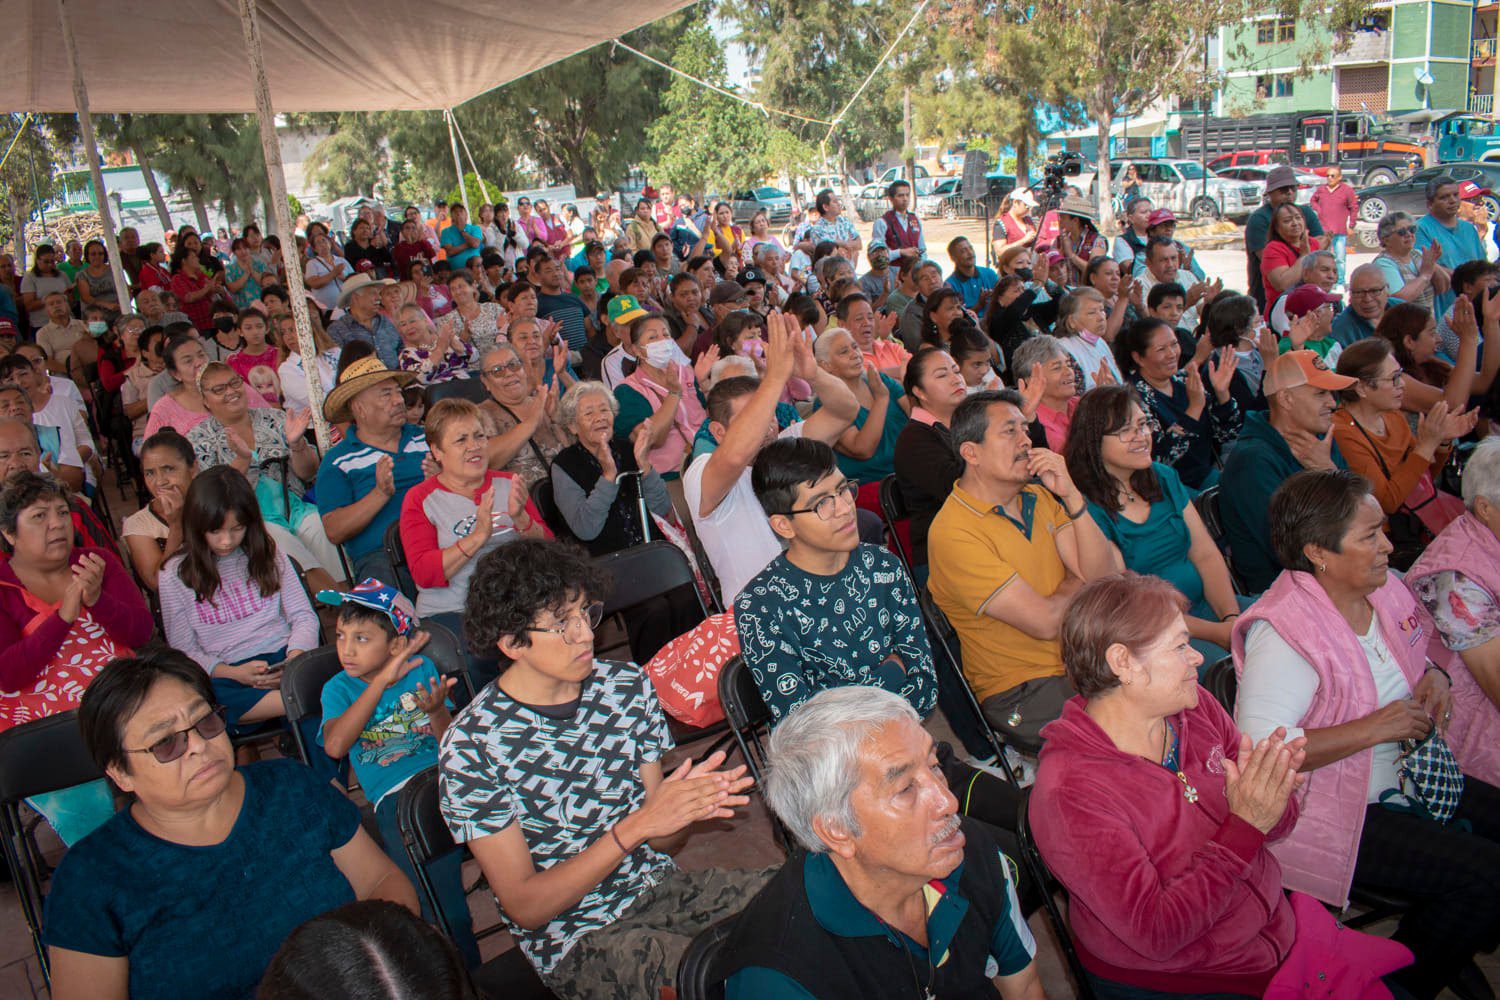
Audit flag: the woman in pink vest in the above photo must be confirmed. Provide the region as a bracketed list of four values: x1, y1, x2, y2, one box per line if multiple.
[1032, 573, 1407, 998]
[1233, 469, 1500, 998]
[1407, 437, 1500, 787]
[612, 314, 710, 526]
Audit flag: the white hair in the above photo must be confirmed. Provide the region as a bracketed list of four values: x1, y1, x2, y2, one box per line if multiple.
[707, 355, 756, 390]
[1463, 437, 1500, 511]
[812, 326, 854, 364]
[557, 379, 615, 431]
[1011, 334, 1066, 376]
[764, 687, 921, 853]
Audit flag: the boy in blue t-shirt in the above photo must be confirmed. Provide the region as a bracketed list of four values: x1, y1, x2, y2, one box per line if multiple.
[315, 579, 478, 966]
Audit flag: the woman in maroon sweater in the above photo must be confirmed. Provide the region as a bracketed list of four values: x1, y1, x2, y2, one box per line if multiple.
[1032, 573, 1370, 997]
[0, 472, 153, 732]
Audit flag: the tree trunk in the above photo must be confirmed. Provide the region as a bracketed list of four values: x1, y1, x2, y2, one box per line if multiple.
[130, 142, 174, 235]
[187, 180, 211, 233]
[8, 193, 29, 270]
[1094, 105, 1115, 237]
[903, 88, 916, 186]
[1015, 133, 1030, 189]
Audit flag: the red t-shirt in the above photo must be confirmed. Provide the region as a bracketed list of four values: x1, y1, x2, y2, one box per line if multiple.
[1258, 237, 1320, 315]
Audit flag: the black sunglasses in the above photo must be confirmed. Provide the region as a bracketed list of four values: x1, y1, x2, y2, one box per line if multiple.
[124, 707, 229, 764]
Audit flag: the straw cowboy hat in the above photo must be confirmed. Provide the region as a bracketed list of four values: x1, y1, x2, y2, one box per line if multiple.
[1057, 194, 1098, 223]
[336, 272, 395, 308]
[322, 355, 417, 423]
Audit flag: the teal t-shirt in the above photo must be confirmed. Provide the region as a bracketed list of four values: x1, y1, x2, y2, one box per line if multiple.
[440, 223, 483, 267]
[318, 655, 449, 807]
[1086, 462, 1204, 605]
[815, 373, 908, 483]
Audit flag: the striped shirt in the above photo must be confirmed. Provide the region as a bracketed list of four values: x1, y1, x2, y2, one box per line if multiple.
[159, 548, 320, 672]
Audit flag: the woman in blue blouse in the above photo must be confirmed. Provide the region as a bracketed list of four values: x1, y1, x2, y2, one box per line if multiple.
[44, 649, 416, 1000]
[1063, 386, 1251, 663]
[812, 326, 910, 501]
[1114, 317, 1242, 490]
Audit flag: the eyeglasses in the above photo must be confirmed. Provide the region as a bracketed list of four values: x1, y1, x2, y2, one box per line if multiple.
[782, 481, 859, 521]
[124, 707, 228, 764]
[1349, 287, 1386, 297]
[1365, 372, 1405, 388]
[528, 601, 604, 641]
[483, 360, 524, 377]
[1388, 227, 1415, 238]
[203, 375, 244, 398]
[1108, 419, 1154, 442]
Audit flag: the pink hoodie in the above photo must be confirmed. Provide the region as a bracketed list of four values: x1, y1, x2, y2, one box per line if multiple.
[1032, 692, 1296, 994]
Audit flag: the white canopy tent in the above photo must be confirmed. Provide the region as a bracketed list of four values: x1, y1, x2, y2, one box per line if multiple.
[4, 0, 694, 444]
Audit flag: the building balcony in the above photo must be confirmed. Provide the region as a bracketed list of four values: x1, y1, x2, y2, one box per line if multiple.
[1339, 28, 1392, 64]
[1474, 92, 1495, 115]
[1477, 37, 1498, 65]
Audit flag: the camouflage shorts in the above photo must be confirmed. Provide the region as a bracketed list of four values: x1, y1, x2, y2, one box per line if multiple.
[543, 866, 775, 1000]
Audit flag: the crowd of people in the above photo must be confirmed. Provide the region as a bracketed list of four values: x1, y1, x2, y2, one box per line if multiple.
[0, 164, 1498, 1000]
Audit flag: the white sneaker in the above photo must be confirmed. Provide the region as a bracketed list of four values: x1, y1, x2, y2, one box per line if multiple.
[965, 748, 1037, 788]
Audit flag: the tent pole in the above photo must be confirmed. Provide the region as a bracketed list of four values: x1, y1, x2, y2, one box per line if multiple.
[445, 110, 470, 216]
[236, 0, 330, 451]
[56, 0, 131, 315]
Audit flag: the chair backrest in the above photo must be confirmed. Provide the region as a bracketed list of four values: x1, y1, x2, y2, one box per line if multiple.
[675, 913, 739, 1000]
[280, 646, 344, 728]
[1192, 484, 1226, 545]
[877, 474, 915, 581]
[530, 476, 577, 542]
[424, 377, 490, 408]
[421, 619, 478, 707]
[1016, 792, 1098, 1000]
[0, 711, 103, 803]
[597, 541, 708, 622]
[1201, 655, 1238, 715]
[717, 656, 772, 775]
[384, 519, 418, 601]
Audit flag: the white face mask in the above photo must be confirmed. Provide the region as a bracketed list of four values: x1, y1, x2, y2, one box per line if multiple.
[643, 339, 676, 368]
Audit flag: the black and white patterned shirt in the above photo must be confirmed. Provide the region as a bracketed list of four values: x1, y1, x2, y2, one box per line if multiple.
[438, 659, 676, 974]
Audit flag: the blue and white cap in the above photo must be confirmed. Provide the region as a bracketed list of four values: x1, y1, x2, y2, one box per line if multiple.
[316, 578, 419, 636]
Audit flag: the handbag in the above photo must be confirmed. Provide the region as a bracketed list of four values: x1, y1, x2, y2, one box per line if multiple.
[1381, 731, 1465, 824]
[642, 611, 738, 729]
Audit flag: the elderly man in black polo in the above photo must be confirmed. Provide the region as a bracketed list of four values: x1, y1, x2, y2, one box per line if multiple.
[719, 687, 1044, 999]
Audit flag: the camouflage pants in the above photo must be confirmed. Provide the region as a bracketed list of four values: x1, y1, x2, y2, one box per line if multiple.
[543, 866, 774, 1000]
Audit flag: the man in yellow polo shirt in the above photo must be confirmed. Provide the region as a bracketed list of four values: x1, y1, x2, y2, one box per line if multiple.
[928, 388, 1114, 751]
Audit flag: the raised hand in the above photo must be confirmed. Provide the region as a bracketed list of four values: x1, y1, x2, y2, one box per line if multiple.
[866, 361, 889, 400]
[284, 407, 311, 444]
[1025, 448, 1078, 503]
[1482, 285, 1500, 326]
[763, 311, 796, 385]
[154, 484, 184, 523]
[505, 478, 528, 524]
[631, 425, 654, 473]
[1257, 320, 1280, 369]
[1185, 360, 1207, 412]
[72, 552, 107, 607]
[1287, 311, 1316, 351]
[413, 674, 457, 715]
[623, 749, 753, 844]
[693, 344, 721, 387]
[1017, 362, 1046, 420]
[1452, 294, 1479, 343]
[1207, 349, 1238, 402]
[1419, 240, 1442, 276]
[875, 310, 898, 341]
[468, 485, 496, 547]
[515, 386, 546, 425]
[375, 455, 397, 496]
[1093, 357, 1116, 388]
[1128, 277, 1145, 313]
[377, 630, 430, 689]
[1223, 729, 1307, 834]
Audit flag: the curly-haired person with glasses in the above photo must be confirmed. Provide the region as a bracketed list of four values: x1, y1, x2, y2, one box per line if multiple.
[438, 538, 771, 1000]
[43, 649, 416, 1000]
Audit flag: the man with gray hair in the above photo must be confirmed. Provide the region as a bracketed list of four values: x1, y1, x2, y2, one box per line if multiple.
[1267, 249, 1338, 335]
[1416, 173, 1482, 318]
[1332, 263, 1390, 347]
[719, 687, 1042, 998]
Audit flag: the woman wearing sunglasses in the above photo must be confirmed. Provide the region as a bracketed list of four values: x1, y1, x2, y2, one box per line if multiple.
[0, 472, 152, 845]
[44, 648, 417, 1000]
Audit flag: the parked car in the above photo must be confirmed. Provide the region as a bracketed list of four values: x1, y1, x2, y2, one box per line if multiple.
[1213, 164, 1323, 205]
[727, 186, 794, 225]
[853, 183, 889, 222]
[1353, 161, 1500, 249]
[873, 164, 937, 196]
[1208, 149, 1291, 171]
[1106, 158, 1260, 221]
[917, 174, 1017, 219]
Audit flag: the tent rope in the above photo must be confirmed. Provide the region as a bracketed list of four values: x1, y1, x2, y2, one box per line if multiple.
[447, 109, 494, 205]
[824, 0, 930, 143]
[610, 39, 834, 127]
[0, 113, 34, 175]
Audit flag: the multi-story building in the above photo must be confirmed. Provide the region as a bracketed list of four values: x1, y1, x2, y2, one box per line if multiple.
[1215, 2, 1472, 115]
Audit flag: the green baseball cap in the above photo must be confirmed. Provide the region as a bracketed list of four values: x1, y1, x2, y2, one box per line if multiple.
[607, 294, 650, 325]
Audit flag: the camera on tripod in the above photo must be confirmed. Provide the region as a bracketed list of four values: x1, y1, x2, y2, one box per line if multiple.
[1040, 151, 1085, 209]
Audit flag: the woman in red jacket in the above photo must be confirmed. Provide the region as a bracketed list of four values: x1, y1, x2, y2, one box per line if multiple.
[1030, 573, 1406, 998]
